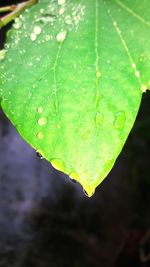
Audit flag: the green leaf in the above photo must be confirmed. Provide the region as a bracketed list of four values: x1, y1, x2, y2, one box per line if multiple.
[0, 0, 149, 196]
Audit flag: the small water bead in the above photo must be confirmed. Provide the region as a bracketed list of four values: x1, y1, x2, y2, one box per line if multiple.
[38, 117, 47, 126]
[37, 131, 44, 140]
[114, 111, 126, 130]
[56, 30, 67, 43]
[0, 50, 6, 61]
[58, 0, 66, 5]
[132, 63, 136, 69]
[13, 17, 22, 29]
[45, 35, 51, 41]
[40, 8, 44, 14]
[135, 70, 140, 78]
[33, 26, 42, 35]
[37, 106, 43, 113]
[30, 33, 37, 41]
[95, 112, 104, 126]
[65, 15, 72, 24]
[51, 158, 66, 172]
[59, 7, 65, 15]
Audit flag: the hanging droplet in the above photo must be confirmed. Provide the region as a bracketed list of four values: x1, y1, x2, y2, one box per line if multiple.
[83, 189, 95, 197]
[36, 151, 43, 159]
[83, 189, 88, 196]
[51, 158, 66, 172]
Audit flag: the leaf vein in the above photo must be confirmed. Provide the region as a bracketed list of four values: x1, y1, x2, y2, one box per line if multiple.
[114, 0, 150, 27]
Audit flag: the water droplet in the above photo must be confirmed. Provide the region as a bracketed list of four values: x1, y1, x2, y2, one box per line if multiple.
[58, 0, 66, 5]
[37, 106, 43, 113]
[132, 63, 136, 69]
[13, 17, 22, 29]
[51, 158, 66, 172]
[65, 15, 72, 24]
[36, 151, 43, 159]
[114, 111, 126, 130]
[45, 35, 51, 41]
[83, 189, 95, 197]
[33, 25, 42, 35]
[59, 7, 65, 15]
[95, 112, 104, 125]
[38, 117, 47, 126]
[69, 172, 80, 181]
[0, 50, 6, 61]
[83, 189, 88, 196]
[37, 131, 44, 140]
[71, 179, 77, 183]
[135, 70, 140, 78]
[56, 30, 67, 43]
[141, 84, 147, 93]
[30, 33, 37, 41]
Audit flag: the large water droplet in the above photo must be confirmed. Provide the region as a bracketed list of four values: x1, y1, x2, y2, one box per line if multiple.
[95, 112, 104, 126]
[38, 117, 47, 126]
[114, 111, 126, 130]
[51, 158, 66, 172]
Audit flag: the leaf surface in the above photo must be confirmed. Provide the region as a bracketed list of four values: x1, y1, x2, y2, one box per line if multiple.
[0, 0, 150, 196]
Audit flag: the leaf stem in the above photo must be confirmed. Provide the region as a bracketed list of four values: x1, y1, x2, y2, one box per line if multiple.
[0, 0, 38, 29]
[0, 5, 17, 13]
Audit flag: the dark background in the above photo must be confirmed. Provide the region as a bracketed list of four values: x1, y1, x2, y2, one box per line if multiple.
[0, 1, 150, 266]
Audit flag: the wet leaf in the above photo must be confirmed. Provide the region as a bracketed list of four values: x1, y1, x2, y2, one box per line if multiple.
[0, 0, 150, 196]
